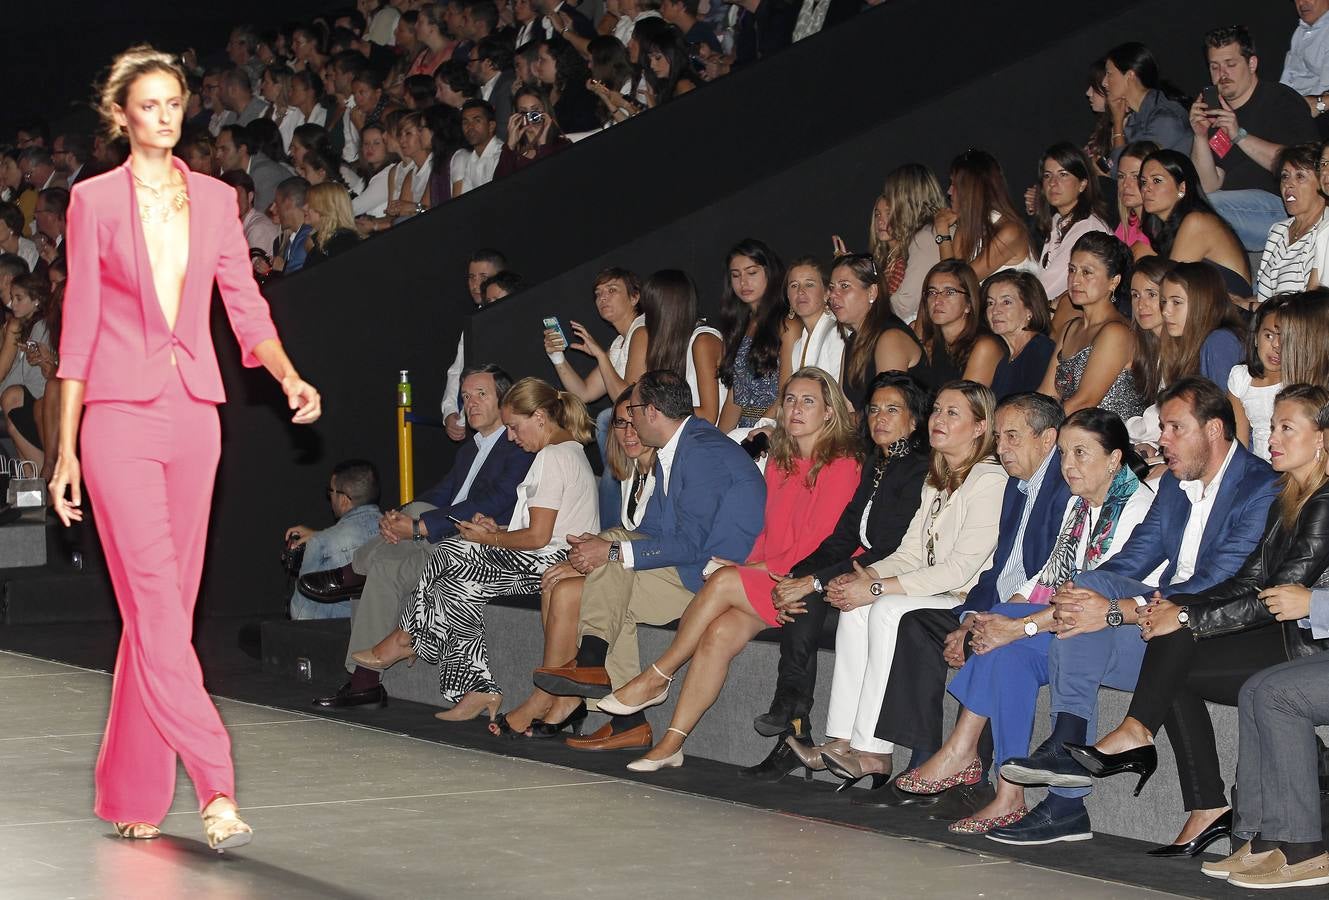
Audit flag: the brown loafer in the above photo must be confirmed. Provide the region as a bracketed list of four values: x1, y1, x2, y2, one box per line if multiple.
[565, 722, 653, 752]
[533, 664, 612, 699]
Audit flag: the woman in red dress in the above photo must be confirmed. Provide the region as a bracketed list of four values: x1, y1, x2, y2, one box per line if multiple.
[48, 47, 322, 850]
[596, 366, 862, 771]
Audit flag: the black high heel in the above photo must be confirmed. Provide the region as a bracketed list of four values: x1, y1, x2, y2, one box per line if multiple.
[1063, 741, 1158, 796]
[1145, 809, 1233, 858]
[738, 735, 815, 782]
[527, 701, 588, 739]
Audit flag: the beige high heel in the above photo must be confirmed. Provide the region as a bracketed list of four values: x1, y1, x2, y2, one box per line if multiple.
[113, 822, 161, 840]
[434, 691, 502, 722]
[201, 796, 253, 852]
[627, 727, 688, 772]
[350, 636, 417, 672]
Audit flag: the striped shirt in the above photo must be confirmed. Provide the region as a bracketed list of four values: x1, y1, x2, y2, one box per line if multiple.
[1256, 212, 1329, 301]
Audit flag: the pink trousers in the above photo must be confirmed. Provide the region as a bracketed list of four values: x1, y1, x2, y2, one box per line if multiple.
[82, 370, 232, 824]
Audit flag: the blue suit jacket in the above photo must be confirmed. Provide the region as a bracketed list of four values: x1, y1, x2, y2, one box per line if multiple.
[630, 417, 767, 592]
[1077, 442, 1277, 596]
[955, 450, 1072, 617]
[415, 434, 534, 539]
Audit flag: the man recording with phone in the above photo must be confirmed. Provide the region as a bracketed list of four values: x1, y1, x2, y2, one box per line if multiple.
[1189, 25, 1318, 251]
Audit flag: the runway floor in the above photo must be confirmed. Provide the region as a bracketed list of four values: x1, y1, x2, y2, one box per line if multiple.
[0, 648, 1186, 900]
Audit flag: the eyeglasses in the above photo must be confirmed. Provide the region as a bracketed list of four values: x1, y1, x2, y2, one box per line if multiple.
[925, 287, 968, 299]
[1318, 159, 1329, 171]
[611, 418, 634, 430]
[625, 402, 649, 418]
[325, 487, 351, 500]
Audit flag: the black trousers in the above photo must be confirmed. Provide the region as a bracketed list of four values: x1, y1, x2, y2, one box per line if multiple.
[875, 607, 993, 769]
[770, 590, 833, 719]
[1127, 623, 1289, 811]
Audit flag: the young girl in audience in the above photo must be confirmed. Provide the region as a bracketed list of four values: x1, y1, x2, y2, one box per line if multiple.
[353, 378, 599, 723]
[1114, 140, 1159, 259]
[1033, 142, 1111, 307]
[1068, 384, 1329, 860]
[934, 149, 1038, 281]
[894, 408, 1153, 834]
[490, 387, 657, 738]
[717, 239, 787, 431]
[782, 256, 845, 384]
[301, 183, 360, 266]
[979, 271, 1055, 400]
[1158, 261, 1244, 391]
[1138, 149, 1251, 302]
[869, 164, 945, 323]
[811, 380, 1006, 786]
[1228, 297, 1284, 462]
[914, 260, 1004, 390]
[1127, 255, 1170, 409]
[0, 273, 53, 467]
[1038, 232, 1143, 420]
[592, 367, 862, 773]
[830, 254, 923, 408]
[1256, 144, 1329, 302]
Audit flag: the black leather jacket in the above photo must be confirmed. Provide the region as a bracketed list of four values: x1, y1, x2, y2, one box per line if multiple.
[1178, 484, 1329, 658]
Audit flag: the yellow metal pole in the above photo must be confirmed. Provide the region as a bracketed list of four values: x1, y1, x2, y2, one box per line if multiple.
[397, 370, 414, 504]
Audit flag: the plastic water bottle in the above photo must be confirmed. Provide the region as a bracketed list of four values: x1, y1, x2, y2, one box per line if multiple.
[397, 370, 412, 407]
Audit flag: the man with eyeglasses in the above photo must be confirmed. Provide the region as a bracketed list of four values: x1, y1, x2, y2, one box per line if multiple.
[530, 369, 765, 752]
[285, 460, 385, 621]
[51, 134, 90, 187]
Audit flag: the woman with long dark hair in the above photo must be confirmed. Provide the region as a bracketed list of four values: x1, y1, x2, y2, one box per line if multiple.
[1157, 261, 1245, 389]
[1034, 142, 1111, 307]
[829, 253, 923, 407]
[51, 46, 321, 849]
[1114, 140, 1159, 259]
[717, 238, 787, 431]
[934, 149, 1038, 281]
[1102, 42, 1191, 159]
[639, 23, 699, 106]
[913, 260, 1005, 389]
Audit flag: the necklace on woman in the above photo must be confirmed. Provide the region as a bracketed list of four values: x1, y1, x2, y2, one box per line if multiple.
[133, 172, 189, 225]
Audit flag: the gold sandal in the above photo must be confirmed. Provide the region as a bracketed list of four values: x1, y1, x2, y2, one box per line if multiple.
[201, 797, 253, 852]
[113, 822, 161, 840]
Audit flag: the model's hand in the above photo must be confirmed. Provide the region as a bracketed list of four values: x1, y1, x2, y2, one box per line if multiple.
[285, 525, 314, 547]
[1259, 584, 1312, 621]
[445, 412, 466, 441]
[942, 619, 975, 668]
[282, 375, 321, 424]
[48, 453, 83, 526]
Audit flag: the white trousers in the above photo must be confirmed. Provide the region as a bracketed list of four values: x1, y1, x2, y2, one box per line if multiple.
[824, 593, 959, 753]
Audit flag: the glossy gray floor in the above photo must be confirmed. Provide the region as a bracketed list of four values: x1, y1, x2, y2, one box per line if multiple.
[0, 650, 1180, 900]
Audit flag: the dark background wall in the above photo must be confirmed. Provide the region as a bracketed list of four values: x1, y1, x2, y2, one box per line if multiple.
[19, 1, 1295, 616]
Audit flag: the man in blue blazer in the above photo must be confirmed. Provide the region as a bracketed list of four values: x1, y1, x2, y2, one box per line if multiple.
[311, 365, 535, 709]
[992, 377, 1278, 845]
[868, 393, 1071, 810]
[533, 369, 766, 750]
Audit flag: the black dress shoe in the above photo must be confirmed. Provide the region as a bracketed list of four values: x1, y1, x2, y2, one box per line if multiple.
[1145, 809, 1233, 857]
[738, 735, 816, 782]
[1063, 742, 1158, 796]
[926, 781, 998, 821]
[850, 778, 941, 809]
[298, 564, 368, 602]
[314, 682, 387, 709]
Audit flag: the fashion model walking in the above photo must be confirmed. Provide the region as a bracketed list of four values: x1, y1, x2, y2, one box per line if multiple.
[48, 46, 322, 850]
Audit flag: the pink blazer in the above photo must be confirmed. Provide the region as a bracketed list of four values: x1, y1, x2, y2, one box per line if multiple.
[59, 157, 279, 404]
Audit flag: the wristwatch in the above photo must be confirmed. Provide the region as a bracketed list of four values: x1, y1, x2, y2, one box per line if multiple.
[1106, 598, 1124, 628]
[811, 575, 824, 593]
[1317, 94, 1327, 115]
[1176, 606, 1191, 627]
[869, 581, 883, 597]
[608, 540, 621, 563]
[1022, 617, 1038, 637]
[935, 233, 953, 245]
[1233, 127, 1249, 145]
[411, 517, 425, 542]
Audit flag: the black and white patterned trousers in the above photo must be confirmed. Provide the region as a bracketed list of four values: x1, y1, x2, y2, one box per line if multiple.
[402, 537, 565, 702]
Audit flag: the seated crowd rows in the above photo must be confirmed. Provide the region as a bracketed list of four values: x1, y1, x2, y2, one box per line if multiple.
[266, 12, 1329, 892]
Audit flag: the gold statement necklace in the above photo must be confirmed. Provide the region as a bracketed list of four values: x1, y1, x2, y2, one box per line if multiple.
[133, 172, 189, 225]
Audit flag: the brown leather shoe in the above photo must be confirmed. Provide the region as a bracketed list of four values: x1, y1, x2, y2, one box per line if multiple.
[533, 664, 612, 699]
[566, 722, 652, 752]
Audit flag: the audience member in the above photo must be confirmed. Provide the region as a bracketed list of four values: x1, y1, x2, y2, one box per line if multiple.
[51, 133, 91, 186]
[1034, 143, 1111, 306]
[409, 4, 457, 76]
[782, 256, 845, 383]
[312, 365, 534, 708]
[743, 371, 930, 776]
[1158, 262, 1245, 398]
[474, 37, 516, 137]
[1229, 296, 1284, 462]
[221, 67, 270, 126]
[32, 188, 68, 266]
[0, 273, 53, 466]
[352, 123, 396, 223]
[494, 86, 570, 177]
[1103, 42, 1191, 162]
[981, 271, 1056, 400]
[258, 176, 312, 276]
[1126, 255, 1170, 416]
[226, 24, 265, 88]
[1282, 0, 1329, 139]
[385, 111, 435, 217]
[935, 149, 1038, 281]
[831, 254, 923, 408]
[219, 170, 281, 261]
[481, 270, 522, 301]
[259, 65, 304, 152]
[533, 38, 600, 133]
[914, 261, 1003, 389]
[872, 163, 944, 324]
[179, 129, 218, 175]
[19, 147, 64, 195]
[717, 238, 787, 431]
[1190, 25, 1319, 252]
[0, 150, 35, 231]
[0, 203, 38, 272]
[442, 248, 507, 440]
[216, 123, 289, 213]
[302, 182, 361, 266]
[1257, 143, 1329, 301]
[1113, 140, 1159, 258]
[286, 460, 384, 620]
[1277, 288, 1329, 387]
[639, 24, 700, 107]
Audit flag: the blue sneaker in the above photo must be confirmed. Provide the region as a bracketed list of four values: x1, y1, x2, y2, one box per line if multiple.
[985, 799, 1093, 845]
[999, 738, 1092, 788]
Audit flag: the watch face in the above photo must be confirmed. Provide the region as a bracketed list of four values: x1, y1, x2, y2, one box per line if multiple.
[1106, 611, 1124, 627]
[1023, 621, 1038, 636]
[1177, 609, 1189, 624]
[869, 581, 883, 596]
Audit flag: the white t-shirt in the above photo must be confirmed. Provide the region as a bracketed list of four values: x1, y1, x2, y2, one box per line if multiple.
[1228, 365, 1281, 463]
[686, 324, 727, 414]
[509, 440, 600, 550]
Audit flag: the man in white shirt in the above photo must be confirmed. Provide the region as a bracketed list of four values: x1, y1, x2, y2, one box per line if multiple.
[1283, 0, 1329, 112]
[992, 377, 1278, 846]
[451, 100, 503, 197]
[220, 171, 281, 263]
[441, 249, 508, 440]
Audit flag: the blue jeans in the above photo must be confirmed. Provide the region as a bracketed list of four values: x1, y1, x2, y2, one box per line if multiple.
[291, 592, 351, 619]
[1208, 189, 1286, 252]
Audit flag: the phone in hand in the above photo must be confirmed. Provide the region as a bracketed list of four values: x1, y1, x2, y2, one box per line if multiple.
[448, 515, 465, 525]
[543, 316, 568, 349]
[1200, 84, 1222, 110]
